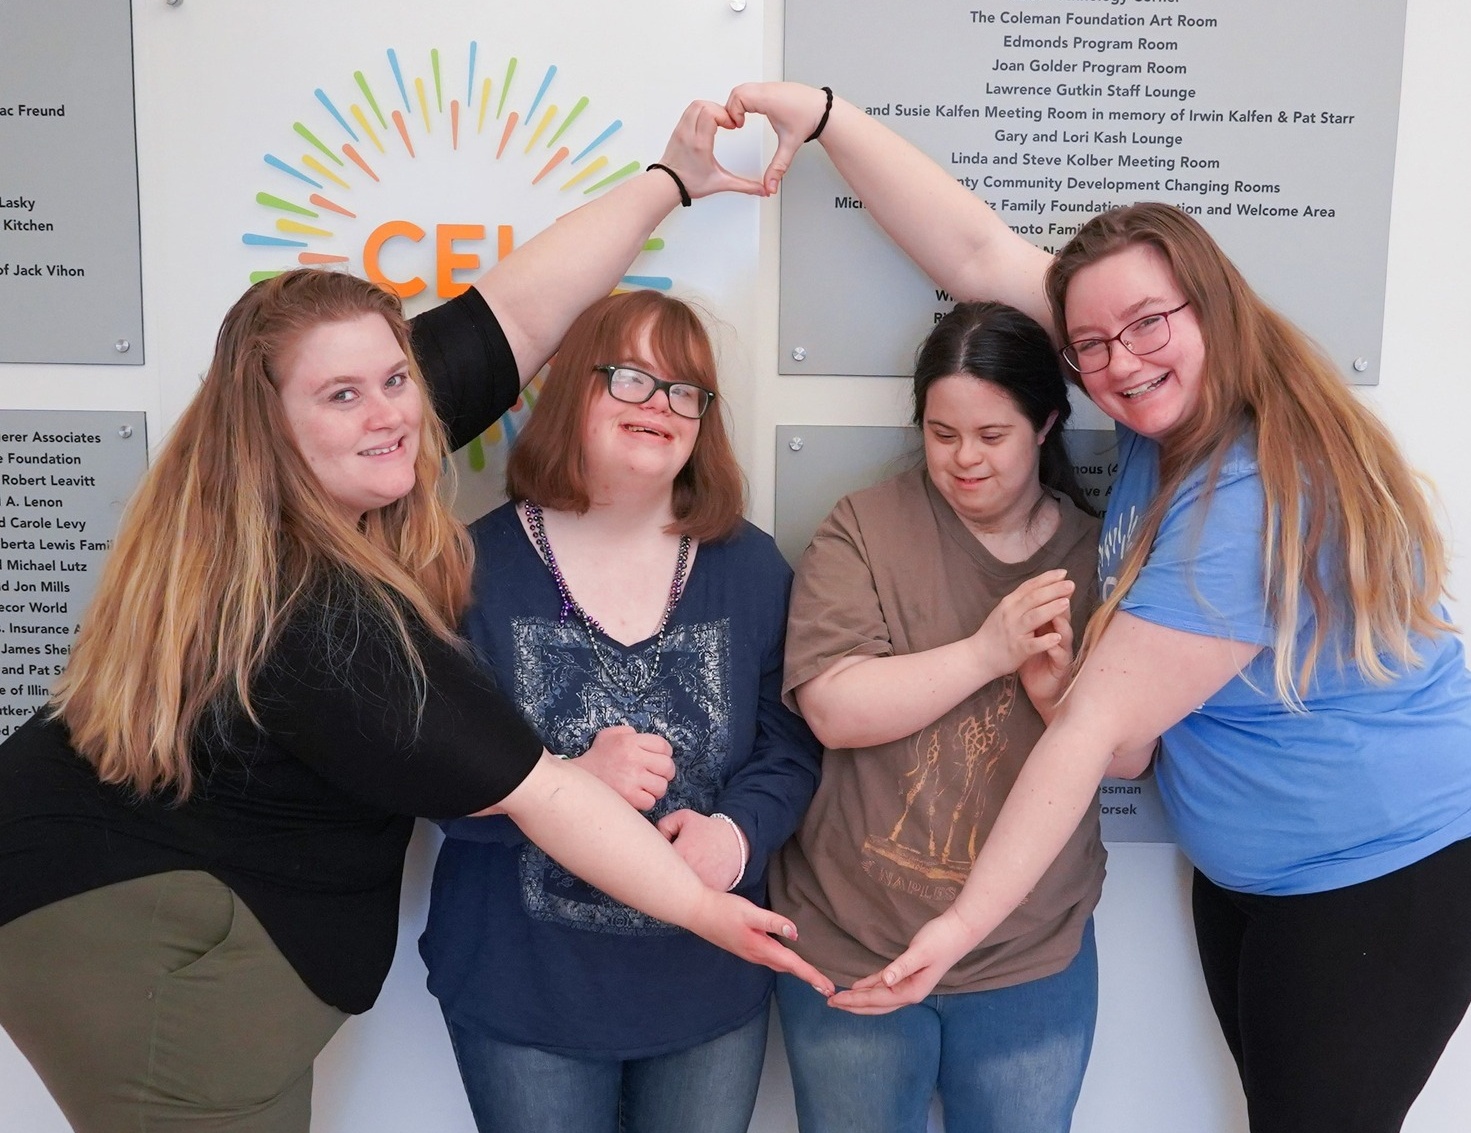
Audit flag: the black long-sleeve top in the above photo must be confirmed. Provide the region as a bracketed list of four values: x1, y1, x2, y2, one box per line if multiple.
[0, 289, 542, 1013]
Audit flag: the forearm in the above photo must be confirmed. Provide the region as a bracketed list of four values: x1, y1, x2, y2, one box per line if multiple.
[491, 753, 715, 928]
[798, 640, 1003, 750]
[817, 97, 1055, 329]
[948, 712, 1114, 941]
[472, 170, 681, 382]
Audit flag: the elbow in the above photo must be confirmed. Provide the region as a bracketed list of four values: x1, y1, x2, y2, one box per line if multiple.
[791, 687, 843, 749]
[1105, 741, 1158, 781]
[800, 707, 854, 750]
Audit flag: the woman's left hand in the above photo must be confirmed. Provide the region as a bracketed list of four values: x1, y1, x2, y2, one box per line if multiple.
[688, 889, 836, 996]
[657, 100, 767, 200]
[1019, 610, 1075, 721]
[657, 808, 745, 891]
[826, 908, 979, 1015]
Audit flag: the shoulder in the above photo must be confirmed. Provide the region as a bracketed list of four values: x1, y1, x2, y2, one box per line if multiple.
[844, 466, 926, 517]
[812, 467, 925, 545]
[408, 287, 506, 356]
[702, 520, 793, 582]
[1170, 432, 1262, 519]
[409, 290, 519, 449]
[1051, 492, 1102, 557]
[468, 500, 524, 550]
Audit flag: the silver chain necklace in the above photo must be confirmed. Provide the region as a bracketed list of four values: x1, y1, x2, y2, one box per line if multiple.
[523, 502, 691, 700]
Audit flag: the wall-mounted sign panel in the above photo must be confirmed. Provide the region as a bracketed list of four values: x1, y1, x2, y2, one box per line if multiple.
[782, 1, 1406, 386]
[774, 422, 1170, 843]
[0, 1, 144, 364]
[0, 411, 148, 735]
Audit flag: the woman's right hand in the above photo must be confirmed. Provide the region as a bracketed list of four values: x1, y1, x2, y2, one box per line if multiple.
[725, 81, 830, 196]
[575, 725, 676, 811]
[656, 99, 767, 201]
[972, 569, 1074, 677]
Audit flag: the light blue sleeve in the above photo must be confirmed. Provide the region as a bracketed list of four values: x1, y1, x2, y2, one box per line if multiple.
[1119, 450, 1276, 647]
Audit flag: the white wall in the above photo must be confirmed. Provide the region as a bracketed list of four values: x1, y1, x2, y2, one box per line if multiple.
[3, 1, 1470, 1130]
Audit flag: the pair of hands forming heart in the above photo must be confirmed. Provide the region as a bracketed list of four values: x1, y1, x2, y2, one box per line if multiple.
[654, 83, 834, 201]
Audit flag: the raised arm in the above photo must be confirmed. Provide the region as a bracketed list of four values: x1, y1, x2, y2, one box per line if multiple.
[474, 100, 764, 383]
[490, 752, 834, 994]
[830, 610, 1257, 1012]
[727, 82, 1056, 332]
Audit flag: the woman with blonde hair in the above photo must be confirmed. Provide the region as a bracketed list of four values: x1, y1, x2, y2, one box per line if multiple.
[420, 287, 820, 1133]
[728, 82, 1471, 1133]
[0, 101, 831, 1133]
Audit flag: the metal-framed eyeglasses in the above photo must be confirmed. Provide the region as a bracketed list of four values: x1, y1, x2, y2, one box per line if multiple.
[595, 365, 715, 420]
[1060, 302, 1191, 374]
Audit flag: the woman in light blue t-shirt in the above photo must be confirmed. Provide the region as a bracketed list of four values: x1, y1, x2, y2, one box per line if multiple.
[729, 82, 1471, 1133]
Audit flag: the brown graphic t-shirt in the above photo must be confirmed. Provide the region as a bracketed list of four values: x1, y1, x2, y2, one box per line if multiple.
[773, 468, 1105, 991]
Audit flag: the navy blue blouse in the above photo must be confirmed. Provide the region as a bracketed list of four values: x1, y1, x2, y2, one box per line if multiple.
[420, 501, 821, 1059]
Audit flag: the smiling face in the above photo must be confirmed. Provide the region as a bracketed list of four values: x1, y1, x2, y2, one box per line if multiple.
[1063, 243, 1206, 440]
[922, 374, 1053, 534]
[275, 312, 423, 521]
[580, 322, 702, 496]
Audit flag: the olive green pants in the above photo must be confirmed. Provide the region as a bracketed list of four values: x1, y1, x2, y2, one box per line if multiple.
[0, 871, 347, 1133]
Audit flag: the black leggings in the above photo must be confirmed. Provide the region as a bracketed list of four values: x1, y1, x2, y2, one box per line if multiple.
[1192, 837, 1471, 1133]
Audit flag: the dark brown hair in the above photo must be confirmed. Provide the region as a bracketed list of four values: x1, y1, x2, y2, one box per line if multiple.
[914, 301, 1094, 516]
[506, 289, 746, 541]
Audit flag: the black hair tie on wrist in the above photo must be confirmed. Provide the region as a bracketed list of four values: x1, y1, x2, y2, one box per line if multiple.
[647, 163, 692, 207]
[805, 86, 834, 143]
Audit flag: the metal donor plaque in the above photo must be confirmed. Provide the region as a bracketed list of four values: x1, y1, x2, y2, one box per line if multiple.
[0, 0, 145, 364]
[0, 411, 148, 735]
[782, 0, 1406, 386]
[774, 423, 1170, 843]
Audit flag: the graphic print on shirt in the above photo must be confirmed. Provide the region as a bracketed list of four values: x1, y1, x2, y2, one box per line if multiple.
[510, 615, 732, 935]
[862, 676, 1017, 897]
[1098, 501, 1143, 600]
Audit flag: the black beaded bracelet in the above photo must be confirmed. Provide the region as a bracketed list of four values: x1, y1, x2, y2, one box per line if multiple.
[647, 162, 692, 207]
[805, 86, 834, 143]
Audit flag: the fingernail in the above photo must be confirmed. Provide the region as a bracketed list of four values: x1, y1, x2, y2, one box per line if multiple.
[782, 923, 797, 939]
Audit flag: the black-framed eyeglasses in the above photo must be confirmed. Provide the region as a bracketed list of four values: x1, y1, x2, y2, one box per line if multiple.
[594, 365, 715, 420]
[1061, 302, 1191, 374]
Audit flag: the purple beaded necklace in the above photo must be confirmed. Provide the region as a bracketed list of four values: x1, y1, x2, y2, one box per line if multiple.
[523, 502, 691, 699]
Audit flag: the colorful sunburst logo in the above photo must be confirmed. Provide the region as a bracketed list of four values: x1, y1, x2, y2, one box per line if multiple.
[241, 42, 673, 506]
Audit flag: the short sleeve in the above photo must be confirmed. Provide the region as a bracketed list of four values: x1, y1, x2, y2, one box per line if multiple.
[783, 496, 894, 709]
[252, 597, 545, 819]
[409, 288, 522, 452]
[1121, 456, 1275, 647]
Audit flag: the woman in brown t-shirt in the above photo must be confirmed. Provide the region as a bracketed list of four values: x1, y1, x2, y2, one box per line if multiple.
[773, 302, 1106, 1133]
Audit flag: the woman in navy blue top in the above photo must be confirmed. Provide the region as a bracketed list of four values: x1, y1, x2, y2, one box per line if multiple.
[0, 102, 831, 1133]
[421, 289, 821, 1133]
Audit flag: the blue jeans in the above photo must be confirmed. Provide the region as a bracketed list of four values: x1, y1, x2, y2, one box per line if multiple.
[776, 919, 1097, 1133]
[444, 1004, 768, 1133]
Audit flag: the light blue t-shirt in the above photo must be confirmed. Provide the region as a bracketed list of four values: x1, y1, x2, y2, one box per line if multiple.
[1100, 425, 1471, 895]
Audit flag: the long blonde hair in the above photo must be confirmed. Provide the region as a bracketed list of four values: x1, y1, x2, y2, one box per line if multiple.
[51, 269, 473, 796]
[1047, 204, 1449, 703]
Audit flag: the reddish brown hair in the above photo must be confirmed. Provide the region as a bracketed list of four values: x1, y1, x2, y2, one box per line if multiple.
[506, 289, 746, 541]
